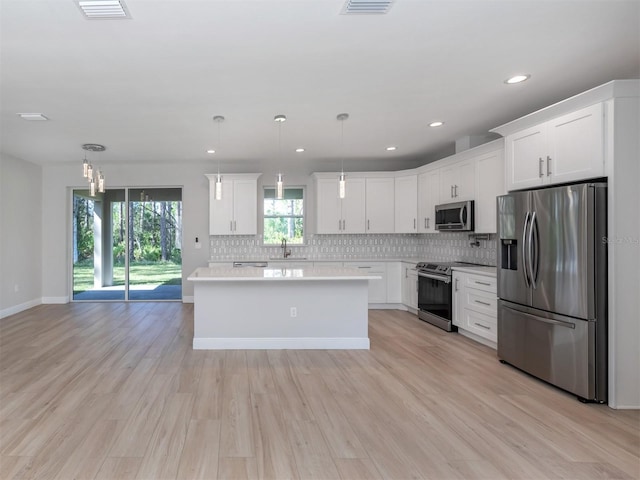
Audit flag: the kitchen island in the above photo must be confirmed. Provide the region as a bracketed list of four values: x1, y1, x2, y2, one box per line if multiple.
[188, 266, 380, 350]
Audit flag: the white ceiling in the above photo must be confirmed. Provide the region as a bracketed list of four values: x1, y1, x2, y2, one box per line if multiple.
[1, 0, 639, 174]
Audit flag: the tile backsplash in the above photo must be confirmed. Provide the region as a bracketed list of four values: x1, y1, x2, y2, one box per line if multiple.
[209, 233, 496, 265]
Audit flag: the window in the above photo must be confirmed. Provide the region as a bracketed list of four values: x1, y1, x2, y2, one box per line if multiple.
[263, 187, 304, 245]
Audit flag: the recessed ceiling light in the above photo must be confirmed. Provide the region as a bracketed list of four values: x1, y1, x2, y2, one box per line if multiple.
[206, 149, 215, 154]
[386, 146, 397, 151]
[505, 74, 530, 84]
[295, 148, 305, 153]
[17, 113, 49, 121]
[429, 121, 444, 127]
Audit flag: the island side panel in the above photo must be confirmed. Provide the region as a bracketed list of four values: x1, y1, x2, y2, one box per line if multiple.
[192, 279, 370, 349]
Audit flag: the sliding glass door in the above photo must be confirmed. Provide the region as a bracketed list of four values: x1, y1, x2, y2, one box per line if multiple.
[72, 187, 182, 301]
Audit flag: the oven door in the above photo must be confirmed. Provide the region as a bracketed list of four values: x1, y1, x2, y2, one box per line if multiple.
[417, 271, 455, 331]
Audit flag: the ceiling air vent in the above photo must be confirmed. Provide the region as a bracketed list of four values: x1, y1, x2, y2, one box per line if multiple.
[77, 0, 130, 19]
[341, 0, 396, 15]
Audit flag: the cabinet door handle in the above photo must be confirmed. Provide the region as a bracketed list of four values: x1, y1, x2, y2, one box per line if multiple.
[413, 218, 416, 230]
[474, 300, 491, 306]
[338, 220, 341, 231]
[474, 322, 491, 330]
[546, 155, 552, 176]
[230, 220, 233, 232]
[427, 218, 430, 229]
[450, 185, 454, 198]
[424, 218, 427, 229]
[539, 157, 544, 178]
[367, 220, 370, 231]
[455, 277, 459, 292]
[454, 185, 459, 197]
[475, 281, 491, 286]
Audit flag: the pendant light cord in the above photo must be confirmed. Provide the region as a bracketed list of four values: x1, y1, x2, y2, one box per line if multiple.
[341, 118, 345, 175]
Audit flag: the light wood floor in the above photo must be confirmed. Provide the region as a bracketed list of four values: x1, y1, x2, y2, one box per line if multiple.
[1, 303, 638, 480]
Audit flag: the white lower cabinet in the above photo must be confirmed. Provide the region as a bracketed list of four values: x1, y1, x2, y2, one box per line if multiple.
[453, 270, 497, 346]
[344, 261, 387, 304]
[401, 262, 418, 311]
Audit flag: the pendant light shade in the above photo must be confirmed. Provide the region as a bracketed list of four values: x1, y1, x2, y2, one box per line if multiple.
[337, 113, 349, 199]
[83, 156, 89, 178]
[90, 177, 96, 197]
[274, 114, 286, 200]
[276, 173, 284, 200]
[86, 163, 94, 181]
[98, 170, 105, 193]
[215, 173, 223, 200]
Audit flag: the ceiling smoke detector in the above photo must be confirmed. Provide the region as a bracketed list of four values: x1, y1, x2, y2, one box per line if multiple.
[77, 0, 130, 19]
[341, 0, 396, 15]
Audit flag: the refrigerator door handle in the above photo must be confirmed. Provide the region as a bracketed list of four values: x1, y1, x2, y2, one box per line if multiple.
[522, 211, 531, 287]
[531, 212, 540, 285]
[528, 211, 537, 289]
[508, 307, 576, 329]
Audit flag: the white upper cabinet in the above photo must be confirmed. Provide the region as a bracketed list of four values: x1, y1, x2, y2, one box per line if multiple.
[418, 169, 439, 233]
[474, 149, 505, 233]
[439, 158, 476, 203]
[315, 176, 365, 234]
[505, 103, 604, 190]
[394, 175, 418, 233]
[366, 177, 395, 233]
[206, 174, 260, 236]
[316, 178, 343, 234]
[342, 178, 366, 233]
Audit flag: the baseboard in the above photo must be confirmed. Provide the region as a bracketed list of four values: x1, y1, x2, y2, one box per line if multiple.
[457, 328, 497, 350]
[608, 403, 640, 410]
[182, 296, 194, 304]
[0, 298, 42, 319]
[369, 303, 404, 310]
[193, 337, 370, 350]
[42, 296, 69, 304]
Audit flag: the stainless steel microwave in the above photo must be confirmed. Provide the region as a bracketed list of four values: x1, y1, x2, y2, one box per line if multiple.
[435, 200, 474, 231]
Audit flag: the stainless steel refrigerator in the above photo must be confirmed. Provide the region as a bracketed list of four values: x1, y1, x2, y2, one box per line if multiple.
[497, 181, 607, 402]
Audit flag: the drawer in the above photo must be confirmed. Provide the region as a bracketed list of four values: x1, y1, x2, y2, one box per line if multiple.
[463, 308, 497, 342]
[462, 289, 497, 316]
[463, 274, 496, 293]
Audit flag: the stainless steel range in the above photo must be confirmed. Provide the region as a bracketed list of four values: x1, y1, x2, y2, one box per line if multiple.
[416, 261, 470, 332]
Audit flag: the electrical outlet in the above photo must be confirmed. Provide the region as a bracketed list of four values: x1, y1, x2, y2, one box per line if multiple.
[290, 307, 297, 318]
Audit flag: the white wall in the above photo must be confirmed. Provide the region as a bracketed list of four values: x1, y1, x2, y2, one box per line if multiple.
[0, 154, 43, 317]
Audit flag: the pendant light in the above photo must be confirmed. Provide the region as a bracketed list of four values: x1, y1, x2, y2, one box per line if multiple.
[82, 154, 89, 178]
[274, 114, 286, 200]
[337, 113, 349, 199]
[97, 170, 105, 193]
[82, 144, 106, 197]
[213, 115, 225, 201]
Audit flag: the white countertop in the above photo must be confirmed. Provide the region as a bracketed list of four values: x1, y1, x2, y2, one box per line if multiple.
[451, 265, 497, 276]
[189, 266, 382, 282]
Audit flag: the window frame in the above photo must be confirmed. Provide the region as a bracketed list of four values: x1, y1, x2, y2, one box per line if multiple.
[262, 185, 306, 246]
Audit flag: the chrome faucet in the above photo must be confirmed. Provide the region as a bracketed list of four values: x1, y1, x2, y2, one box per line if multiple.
[281, 238, 292, 258]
